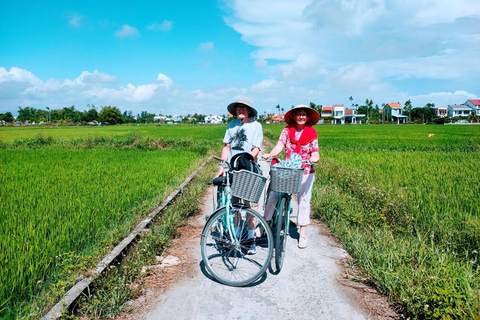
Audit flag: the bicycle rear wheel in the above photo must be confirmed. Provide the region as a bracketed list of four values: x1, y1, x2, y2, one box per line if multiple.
[201, 207, 273, 287]
[275, 197, 288, 271]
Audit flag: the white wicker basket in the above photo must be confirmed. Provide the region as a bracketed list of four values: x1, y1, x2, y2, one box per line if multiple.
[231, 170, 267, 203]
[270, 166, 303, 194]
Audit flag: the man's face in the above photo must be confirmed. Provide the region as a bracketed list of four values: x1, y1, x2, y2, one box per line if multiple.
[236, 105, 249, 121]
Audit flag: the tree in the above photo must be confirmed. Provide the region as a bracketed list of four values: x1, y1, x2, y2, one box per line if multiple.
[275, 104, 281, 115]
[309, 102, 322, 114]
[0, 112, 14, 122]
[403, 99, 413, 123]
[17, 107, 36, 122]
[99, 106, 124, 124]
[122, 110, 135, 123]
[83, 108, 99, 122]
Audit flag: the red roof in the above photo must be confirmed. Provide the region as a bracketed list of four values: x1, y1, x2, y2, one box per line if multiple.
[344, 109, 354, 115]
[270, 114, 285, 121]
[322, 106, 332, 111]
[387, 103, 402, 109]
[468, 99, 480, 106]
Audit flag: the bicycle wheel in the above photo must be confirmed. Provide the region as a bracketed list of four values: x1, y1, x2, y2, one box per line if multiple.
[201, 207, 273, 287]
[275, 197, 288, 271]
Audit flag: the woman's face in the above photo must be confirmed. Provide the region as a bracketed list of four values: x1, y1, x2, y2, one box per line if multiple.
[236, 105, 250, 121]
[294, 110, 309, 126]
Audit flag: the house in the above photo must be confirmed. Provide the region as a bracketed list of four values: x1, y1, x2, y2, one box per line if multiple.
[321, 106, 333, 118]
[448, 104, 472, 117]
[270, 114, 285, 124]
[384, 103, 407, 124]
[465, 100, 480, 116]
[344, 109, 366, 124]
[332, 104, 345, 124]
[204, 115, 223, 124]
[432, 106, 448, 118]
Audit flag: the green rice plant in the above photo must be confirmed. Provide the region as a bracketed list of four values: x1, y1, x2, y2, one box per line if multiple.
[293, 123, 480, 319]
[0, 148, 206, 318]
[0, 124, 226, 143]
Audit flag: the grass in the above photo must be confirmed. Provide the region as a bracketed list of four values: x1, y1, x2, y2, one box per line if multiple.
[264, 123, 480, 319]
[0, 125, 223, 319]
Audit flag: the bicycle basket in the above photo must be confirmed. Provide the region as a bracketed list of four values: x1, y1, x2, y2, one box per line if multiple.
[270, 166, 303, 194]
[231, 169, 267, 203]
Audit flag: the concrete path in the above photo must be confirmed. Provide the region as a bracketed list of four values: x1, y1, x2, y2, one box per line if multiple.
[140, 159, 374, 320]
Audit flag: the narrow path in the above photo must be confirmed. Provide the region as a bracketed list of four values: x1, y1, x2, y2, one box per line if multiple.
[120, 156, 398, 320]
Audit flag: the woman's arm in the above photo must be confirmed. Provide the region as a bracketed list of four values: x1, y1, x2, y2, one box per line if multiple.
[262, 141, 284, 159]
[215, 143, 231, 177]
[250, 146, 260, 159]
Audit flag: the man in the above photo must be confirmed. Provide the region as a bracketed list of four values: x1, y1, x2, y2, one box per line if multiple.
[215, 98, 263, 254]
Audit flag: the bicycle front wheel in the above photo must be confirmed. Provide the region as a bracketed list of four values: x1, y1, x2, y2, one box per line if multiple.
[275, 197, 288, 271]
[200, 207, 273, 287]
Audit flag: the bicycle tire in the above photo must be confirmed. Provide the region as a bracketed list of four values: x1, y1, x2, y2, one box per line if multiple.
[201, 207, 273, 287]
[275, 197, 288, 271]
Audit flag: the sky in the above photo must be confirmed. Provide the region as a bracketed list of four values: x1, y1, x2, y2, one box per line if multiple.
[1, 0, 479, 117]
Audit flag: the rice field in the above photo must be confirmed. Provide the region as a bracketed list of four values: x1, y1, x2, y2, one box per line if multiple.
[0, 125, 223, 318]
[267, 124, 480, 319]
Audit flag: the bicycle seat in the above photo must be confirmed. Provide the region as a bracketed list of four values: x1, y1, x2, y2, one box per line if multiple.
[212, 176, 227, 186]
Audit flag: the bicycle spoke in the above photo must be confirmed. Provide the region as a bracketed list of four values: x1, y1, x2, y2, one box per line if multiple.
[201, 208, 273, 286]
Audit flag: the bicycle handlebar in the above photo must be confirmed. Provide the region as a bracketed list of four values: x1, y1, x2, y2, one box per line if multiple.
[261, 157, 316, 166]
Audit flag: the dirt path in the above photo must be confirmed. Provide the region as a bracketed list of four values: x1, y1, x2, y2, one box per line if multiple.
[117, 156, 399, 320]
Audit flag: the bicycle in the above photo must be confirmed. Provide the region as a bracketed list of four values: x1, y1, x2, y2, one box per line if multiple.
[263, 158, 311, 272]
[200, 156, 274, 286]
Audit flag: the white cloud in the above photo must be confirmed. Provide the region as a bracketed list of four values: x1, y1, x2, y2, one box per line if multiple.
[249, 79, 279, 92]
[254, 59, 268, 69]
[198, 42, 214, 52]
[115, 24, 139, 37]
[73, 70, 117, 86]
[147, 20, 173, 31]
[69, 14, 83, 28]
[156, 73, 173, 89]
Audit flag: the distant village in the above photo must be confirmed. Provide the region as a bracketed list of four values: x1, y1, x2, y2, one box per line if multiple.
[1, 99, 479, 126]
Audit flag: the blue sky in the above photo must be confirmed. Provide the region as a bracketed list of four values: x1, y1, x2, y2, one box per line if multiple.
[1, 0, 479, 116]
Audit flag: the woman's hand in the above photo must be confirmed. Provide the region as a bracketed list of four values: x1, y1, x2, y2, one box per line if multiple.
[214, 166, 225, 178]
[309, 154, 319, 163]
[262, 153, 270, 159]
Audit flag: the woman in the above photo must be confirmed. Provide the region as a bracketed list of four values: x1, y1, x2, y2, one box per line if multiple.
[262, 104, 320, 249]
[215, 98, 263, 254]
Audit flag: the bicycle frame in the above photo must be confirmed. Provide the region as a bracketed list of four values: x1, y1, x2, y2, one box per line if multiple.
[207, 156, 241, 244]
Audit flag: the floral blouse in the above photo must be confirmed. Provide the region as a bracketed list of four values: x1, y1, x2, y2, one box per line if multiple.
[279, 127, 319, 175]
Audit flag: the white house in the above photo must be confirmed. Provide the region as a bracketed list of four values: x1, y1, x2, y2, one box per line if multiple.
[344, 109, 366, 124]
[333, 104, 345, 124]
[204, 115, 223, 124]
[465, 100, 480, 116]
[384, 103, 407, 124]
[432, 106, 448, 118]
[448, 104, 472, 117]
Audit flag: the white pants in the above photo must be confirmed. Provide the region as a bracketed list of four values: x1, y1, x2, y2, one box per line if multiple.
[264, 173, 315, 226]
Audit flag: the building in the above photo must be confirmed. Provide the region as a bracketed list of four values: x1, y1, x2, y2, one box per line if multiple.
[321, 106, 332, 118]
[448, 104, 472, 117]
[204, 115, 223, 124]
[332, 104, 345, 124]
[344, 109, 366, 124]
[270, 114, 285, 124]
[384, 103, 407, 124]
[465, 100, 480, 116]
[432, 106, 448, 118]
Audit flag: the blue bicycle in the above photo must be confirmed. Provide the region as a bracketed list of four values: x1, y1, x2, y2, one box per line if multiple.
[264, 158, 310, 272]
[200, 156, 273, 286]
